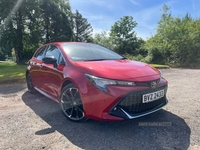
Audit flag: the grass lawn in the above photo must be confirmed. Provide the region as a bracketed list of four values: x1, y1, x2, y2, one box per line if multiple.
[0, 62, 27, 84]
[150, 64, 170, 69]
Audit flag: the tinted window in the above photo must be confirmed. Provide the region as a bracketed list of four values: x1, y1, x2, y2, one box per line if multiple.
[45, 45, 64, 64]
[35, 46, 47, 60]
[57, 54, 65, 64]
[62, 43, 123, 61]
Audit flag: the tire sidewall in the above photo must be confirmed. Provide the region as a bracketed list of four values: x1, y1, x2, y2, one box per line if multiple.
[60, 83, 87, 122]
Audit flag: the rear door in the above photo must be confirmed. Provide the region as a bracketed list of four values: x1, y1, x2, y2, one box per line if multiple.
[29, 45, 48, 88]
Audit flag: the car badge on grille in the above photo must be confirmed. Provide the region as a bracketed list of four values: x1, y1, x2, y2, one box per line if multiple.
[151, 81, 157, 88]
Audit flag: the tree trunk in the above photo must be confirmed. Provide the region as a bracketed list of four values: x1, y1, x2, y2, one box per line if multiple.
[15, 11, 23, 64]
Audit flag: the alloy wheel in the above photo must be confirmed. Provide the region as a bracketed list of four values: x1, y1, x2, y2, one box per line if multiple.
[60, 84, 86, 122]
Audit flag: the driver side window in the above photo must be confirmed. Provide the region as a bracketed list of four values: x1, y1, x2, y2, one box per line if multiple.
[45, 45, 64, 64]
[35, 46, 47, 60]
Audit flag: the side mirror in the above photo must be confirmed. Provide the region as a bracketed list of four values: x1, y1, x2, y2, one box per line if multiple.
[42, 56, 57, 68]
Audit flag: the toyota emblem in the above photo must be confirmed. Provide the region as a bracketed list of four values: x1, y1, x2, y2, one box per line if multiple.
[151, 81, 157, 88]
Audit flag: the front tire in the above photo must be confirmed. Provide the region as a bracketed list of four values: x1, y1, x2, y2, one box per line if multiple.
[60, 83, 87, 122]
[26, 73, 37, 94]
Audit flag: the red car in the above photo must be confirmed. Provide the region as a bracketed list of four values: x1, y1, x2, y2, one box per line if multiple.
[26, 42, 168, 122]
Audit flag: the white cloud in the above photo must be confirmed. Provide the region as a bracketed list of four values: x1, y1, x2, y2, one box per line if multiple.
[80, 11, 116, 30]
[133, 1, 176, 29]
[92, 28, 110, 36]
[191, 0, 200, 11]
[135, 26, 156, 40]
[71, 0, 192, 39]
[129, 0, 140, 6]
[133, 5, 162, 29]
[71, 0, 119, 11]
[85, 2, 161, 39]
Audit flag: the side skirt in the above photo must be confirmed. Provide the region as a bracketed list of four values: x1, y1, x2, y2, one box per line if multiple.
[35, 87, 59, 103]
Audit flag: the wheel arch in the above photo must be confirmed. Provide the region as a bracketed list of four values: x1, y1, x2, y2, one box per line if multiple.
[26, 70, 29, 77]
[61, 80, 74, 91]
[60, 80, 88, 122]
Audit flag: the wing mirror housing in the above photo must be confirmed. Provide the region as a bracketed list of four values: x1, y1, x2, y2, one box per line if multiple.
[42, 56, 57, 68]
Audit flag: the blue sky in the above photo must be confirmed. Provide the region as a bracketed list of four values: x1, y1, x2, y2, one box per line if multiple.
[70, 0, 200, 40]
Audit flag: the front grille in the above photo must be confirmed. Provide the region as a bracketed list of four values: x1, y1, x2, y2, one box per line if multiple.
[117, 85, 167, 114]
[135, 79, 160, 87]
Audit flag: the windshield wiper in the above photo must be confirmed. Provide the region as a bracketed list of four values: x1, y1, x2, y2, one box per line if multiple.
[84, 57, 127, 61]
[84, 59, 108, 61]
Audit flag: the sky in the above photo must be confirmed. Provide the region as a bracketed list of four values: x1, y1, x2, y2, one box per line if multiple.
[69, 0, 200, 40]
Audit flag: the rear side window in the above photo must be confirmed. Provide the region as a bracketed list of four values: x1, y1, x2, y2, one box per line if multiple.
[34, 46, 47, 60]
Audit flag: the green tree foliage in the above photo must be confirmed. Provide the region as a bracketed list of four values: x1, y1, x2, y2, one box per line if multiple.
[0, 29, 13, 60]
[110, 16, 138, 54]
[41, 0, 73, 43]
[22, 0, 44, 60]
[93, 31, 114, 50]
[0, 0, 31, 62]
[144, 4, 200, 67]
[72, 10, 93, 42]
[0, 0, 73, 63]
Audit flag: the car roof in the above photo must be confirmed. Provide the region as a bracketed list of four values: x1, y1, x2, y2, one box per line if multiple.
[48, 42, 92, 46]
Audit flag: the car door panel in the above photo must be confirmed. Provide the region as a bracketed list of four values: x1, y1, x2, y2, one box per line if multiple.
[30, 46, 48, 89]
[39, 45, 65, 99]
[40, 64, 64, 99]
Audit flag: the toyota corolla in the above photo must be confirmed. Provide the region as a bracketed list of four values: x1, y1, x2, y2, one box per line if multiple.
[26, 42, 168, 122]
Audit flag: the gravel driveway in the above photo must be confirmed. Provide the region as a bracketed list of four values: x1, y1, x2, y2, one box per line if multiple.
[0, 68, 199, 150]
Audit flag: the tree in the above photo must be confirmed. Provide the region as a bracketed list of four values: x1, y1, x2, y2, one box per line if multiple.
[0, 0, 25, 62]
[93, 31, 114, 50]
[0, 0, 43, 63]
[144, 4, 200, 67]
[40, 0, 73, 43]
[0, 0, 73, 63]
[110, 16, 138, 54]
[73, 10, 93, 42]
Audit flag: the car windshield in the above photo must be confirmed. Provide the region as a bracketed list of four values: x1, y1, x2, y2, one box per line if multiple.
[62, 43, 124, 61]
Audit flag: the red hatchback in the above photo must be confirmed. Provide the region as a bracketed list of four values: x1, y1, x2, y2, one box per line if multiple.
[26, 42, 168, 122]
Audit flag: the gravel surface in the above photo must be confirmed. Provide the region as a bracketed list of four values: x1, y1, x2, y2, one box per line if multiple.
[0, 68, 200, 150]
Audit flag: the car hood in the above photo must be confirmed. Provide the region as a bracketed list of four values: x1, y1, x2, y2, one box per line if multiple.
[73, 60, 160, 81]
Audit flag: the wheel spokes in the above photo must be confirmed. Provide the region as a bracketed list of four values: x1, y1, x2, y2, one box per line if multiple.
[75, 106, 84, 119]
[69, 107, 74, 118]
[69, 88, 74, 100]
[73, 89, 79, 99]
[61, 87, 84, 121]
[62, 93, 73, 103]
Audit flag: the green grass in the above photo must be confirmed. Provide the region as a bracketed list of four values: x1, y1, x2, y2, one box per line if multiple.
[0, 62, 27, 84]
[150, 64, 170, 69]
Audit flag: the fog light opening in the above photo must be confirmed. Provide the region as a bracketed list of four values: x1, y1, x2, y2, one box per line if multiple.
[113, 107, 117, 111]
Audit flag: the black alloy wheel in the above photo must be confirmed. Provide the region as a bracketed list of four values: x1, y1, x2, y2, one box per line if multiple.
[60, 83, 87, 122]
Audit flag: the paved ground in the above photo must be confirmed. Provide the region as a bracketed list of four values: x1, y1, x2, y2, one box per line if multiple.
[0, 68, 200, 150]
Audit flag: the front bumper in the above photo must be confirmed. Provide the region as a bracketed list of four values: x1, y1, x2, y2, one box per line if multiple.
[81, 78, 168, 121]
[109, 85, 168, 119]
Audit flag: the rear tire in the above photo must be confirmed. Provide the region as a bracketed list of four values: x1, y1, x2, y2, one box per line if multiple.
[26, 73, 37, 94]
[60, 83, 87, 122]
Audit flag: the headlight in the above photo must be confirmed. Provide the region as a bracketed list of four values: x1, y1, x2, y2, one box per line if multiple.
[85, 74, 136, 92]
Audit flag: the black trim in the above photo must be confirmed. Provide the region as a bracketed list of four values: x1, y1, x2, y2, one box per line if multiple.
[109, 85, 168, 119]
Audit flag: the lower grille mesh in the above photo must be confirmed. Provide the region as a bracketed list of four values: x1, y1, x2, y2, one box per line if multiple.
[118, 86, 167, 114]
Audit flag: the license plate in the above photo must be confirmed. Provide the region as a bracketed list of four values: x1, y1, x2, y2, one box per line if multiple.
[142, 89, 164, 103]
